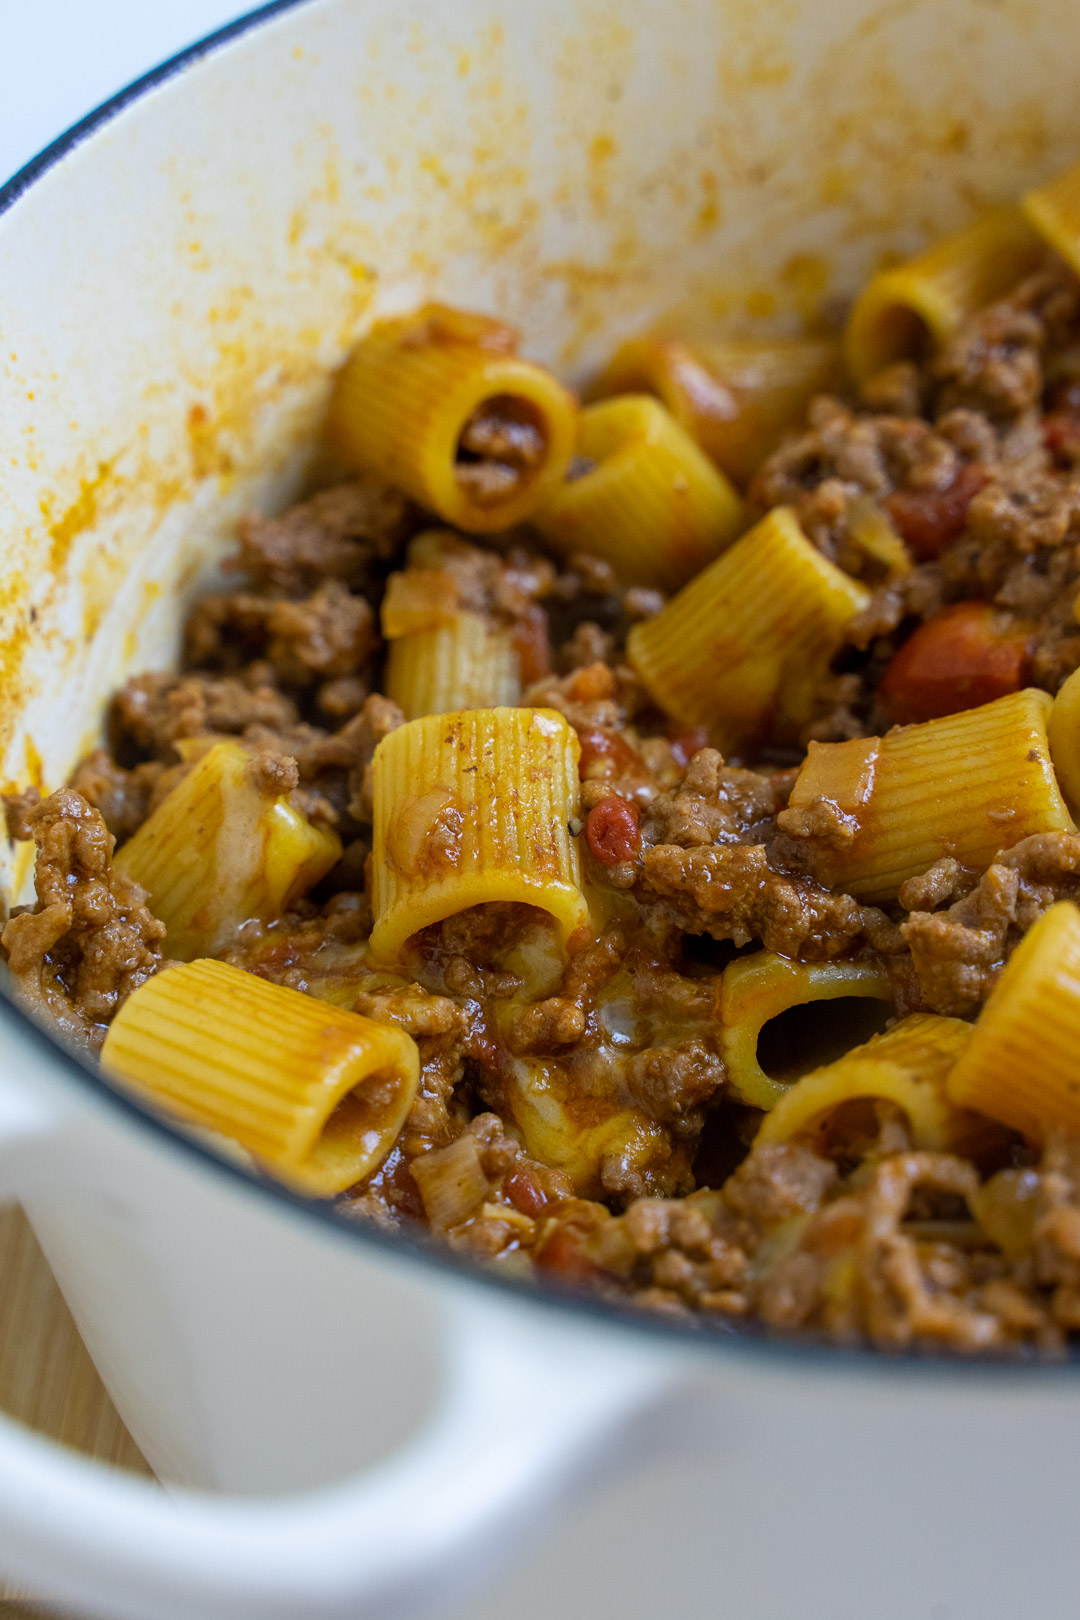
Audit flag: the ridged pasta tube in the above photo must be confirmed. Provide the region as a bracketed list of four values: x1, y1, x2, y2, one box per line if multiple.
[329, 305, 577, 532]
[844, 207, 1043, 384]
[534, 395, 744, 590]
[785, 690, 1075, 902]
[370, 707, 589, 963]
[590, 337, 842, 486]
[626, 506, 868, 753]
[379, 565, 464, 639]
[101, 959, 419, 1196]
[946, 900, 1080, 1140]
[385, 612, 520, 720]
[755, 1013, 973, 1152]
[720, 950, 893, 1110]
[1023, 159, 1080, 277]
[114, 741, 342, 959]
[1048, 664, 1080, 813]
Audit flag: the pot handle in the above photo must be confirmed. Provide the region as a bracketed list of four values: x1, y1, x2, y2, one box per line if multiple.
[0, 1048, 674, 1620]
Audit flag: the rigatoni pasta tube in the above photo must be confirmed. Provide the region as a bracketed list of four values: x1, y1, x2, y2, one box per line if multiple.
[720, 950, 893, 1110]
[844, 207, 1043, 384]
[1048, 663, 1080, 814]
[755, 1013, 973, 1153]
[101, 959, 419, 1196]
[370, 707, 589, 963]
[329, 305, 577, 533]
[114, 741, 342, 959]
[379, 565, 464, 639]
[590, 337, 842, 486]
[627, 506, 868, 753]
[534, 395, 744, 590]
[385, 612, 520, 720]
[784, 690, 1075, 902]
[947, 900, 1080, 1140]
[1023, 159, 1080, 277]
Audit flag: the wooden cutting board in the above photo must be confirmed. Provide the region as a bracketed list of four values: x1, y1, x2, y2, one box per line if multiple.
[0, 1204, 151, 1613]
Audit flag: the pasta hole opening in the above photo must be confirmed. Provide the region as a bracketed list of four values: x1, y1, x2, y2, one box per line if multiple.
[693, 1094, 761, 1188]
[683, 934, 759, 971]
[455, 395, 548, 506]
[756, 996, 891, 1085]
[311, 1067, 404, 1180]
[812, 1096, 908, 1166]
[902, 1184, 972, 1224]
[610, 360, 662, 402]
[868, 303, 933, 374]
[415, 902, 566, 993]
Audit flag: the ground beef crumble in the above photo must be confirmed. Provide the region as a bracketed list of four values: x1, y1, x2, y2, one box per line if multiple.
[2, 791, 166, 1047]
[232, 477, 412, 596]
[899, 833, 1080, 1016]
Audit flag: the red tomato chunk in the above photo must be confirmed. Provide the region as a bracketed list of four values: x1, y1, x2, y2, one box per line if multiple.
[1044, 412, 1080, 468]
[585, 796, 640, 863]
[510, 606, 551, 685]
[503, 1168, 550, 1218]
[879, 600, 1032, 724]
[883, 462, 988, 560]
[533, 1223, 604, 1286]
[668, 725, 710, 767]
[577, 725, 646, 778]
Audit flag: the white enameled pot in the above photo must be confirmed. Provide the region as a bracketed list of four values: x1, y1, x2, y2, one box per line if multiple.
[3, 2, 1080, 1616]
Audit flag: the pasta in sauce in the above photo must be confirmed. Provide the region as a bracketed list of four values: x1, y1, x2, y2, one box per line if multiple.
[11, 163, 1080, 1353]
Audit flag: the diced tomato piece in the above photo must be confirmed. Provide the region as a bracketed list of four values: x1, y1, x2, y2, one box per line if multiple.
[371, 1148, 425, 1222]
[586, 796, 641, 864]
[503, 1168, 549, 1218]
[883, 463, 988, 561]
[511, 606, 551, 685]
[576, 724, 645, 778]
[1044, 412, 1080, 468]
[533, 1223, 604, 1286]
[878, 601, 1032, 724]
[565, 662, 616, 704]
[669, 726, 710, 767]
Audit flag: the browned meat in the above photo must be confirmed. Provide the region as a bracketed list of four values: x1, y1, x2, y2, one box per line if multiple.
[390, 531, 556, 624]
[641, 748, 777, 848]
[2, 786, 41, 843]
[723, 1140, 838, 1226]
[301, 692, 404, 824]
[642, 842, 868, 958]
[233, 479, 410, 595]
[209, 692, 403, 837]
[586, 1141, 1069, 1350]
[900, 832, 1080, 1015]
[186, 581, 377, 689]
[966, 465, 1080, 554]
[1, 790, 165, 1046]
[67, 750, 167, 842]
[749, 396, 970, 578]
[112, 670, 298, 757]
[933, 269, 1080, 420]
[624, 1040, 725, 1131]
[264, 582, 376, 684]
